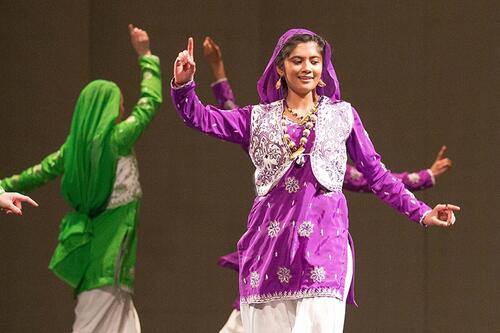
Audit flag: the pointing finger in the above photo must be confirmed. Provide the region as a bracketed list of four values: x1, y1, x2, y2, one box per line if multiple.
[187, 37, 194, 58]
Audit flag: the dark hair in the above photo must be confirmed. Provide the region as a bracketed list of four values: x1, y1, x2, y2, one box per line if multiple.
[275, 34, 326, 69]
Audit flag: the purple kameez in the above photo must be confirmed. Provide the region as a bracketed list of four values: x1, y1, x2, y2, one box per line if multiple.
[238, 118, 353, 304]
[171, 81, 432, 306]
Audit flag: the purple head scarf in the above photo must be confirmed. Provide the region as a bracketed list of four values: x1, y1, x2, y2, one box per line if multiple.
[257, 28, 340, 104]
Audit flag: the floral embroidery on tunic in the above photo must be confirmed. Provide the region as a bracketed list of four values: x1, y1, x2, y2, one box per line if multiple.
[138, 97, 151, 108]
[240, 287, 343, 304]
[143, 70, 153, 80]
[310, 266, 326, 283]
[349, 167, 362, 181]
[298, 221, 314, 237]
[277, 267, 292, 285]
[125, 116, 136, 124]
[284, 176, 300, 193]
[250, 271, 260, 288]
[408, 172, 420, 184]
[267, 220, 281, 238]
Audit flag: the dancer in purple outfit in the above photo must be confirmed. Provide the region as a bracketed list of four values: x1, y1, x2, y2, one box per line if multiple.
[202, 36, 452, 333]
[173, 30, 459, 332]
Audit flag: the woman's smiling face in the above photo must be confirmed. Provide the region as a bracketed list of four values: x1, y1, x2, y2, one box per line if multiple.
[278, 41, 323, 97]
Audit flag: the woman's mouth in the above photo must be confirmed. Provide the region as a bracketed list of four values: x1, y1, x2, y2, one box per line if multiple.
[298, 76, 314, 82]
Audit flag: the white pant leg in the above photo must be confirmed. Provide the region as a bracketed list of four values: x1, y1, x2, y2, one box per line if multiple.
[219, 309, 244, 333]
[72, 287, 141, 333]
[293, 243, 353, 333]
[241, 243, 353, 333]
[292, 297, 344, 333]
[241, 300, 296, 333]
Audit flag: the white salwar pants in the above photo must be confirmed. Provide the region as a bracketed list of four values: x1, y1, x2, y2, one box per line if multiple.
[219, 309, 244, 333]
[240, 244, 353, 333]
[72, 286, 141, 333]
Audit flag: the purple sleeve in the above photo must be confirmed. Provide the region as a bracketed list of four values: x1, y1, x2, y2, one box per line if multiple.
[211, 79, 238, 110]
[396, 169, 435, 191]
[343, 164, 371, 192]
[217, 251, 239, 272]
[343, 165, 435, 193]
[346, 107, 432, 225]
[217, 251, 241, 310]
[171, 80, 251, 146]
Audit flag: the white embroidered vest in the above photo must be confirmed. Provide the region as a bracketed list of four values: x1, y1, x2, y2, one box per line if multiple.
[249, 97, 353, 196]
[106, 154, 142, 209]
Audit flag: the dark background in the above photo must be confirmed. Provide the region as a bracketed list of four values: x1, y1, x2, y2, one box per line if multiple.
[1, 1, 498, 332]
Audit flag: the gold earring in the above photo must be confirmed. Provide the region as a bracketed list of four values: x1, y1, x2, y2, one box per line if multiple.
[318, 79, 326, 87]
[275, 77, 282, 90]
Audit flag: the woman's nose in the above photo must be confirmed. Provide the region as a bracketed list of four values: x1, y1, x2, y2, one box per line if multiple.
[302, 64, 312, 73]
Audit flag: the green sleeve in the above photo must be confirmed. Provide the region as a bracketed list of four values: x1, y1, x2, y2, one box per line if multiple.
[0, 148, 64, 193]
[0, 185, 4, 194]
[112, 55, 163, 155]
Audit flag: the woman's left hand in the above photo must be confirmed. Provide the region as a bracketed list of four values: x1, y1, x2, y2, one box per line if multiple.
[423, 204, 460, 227]
[203, 36, 222, 65]
[129, 24, 151, 57]
[0, 192, 39, 216]
[430, 145, 452, 178]
[203, 36, 226, 81]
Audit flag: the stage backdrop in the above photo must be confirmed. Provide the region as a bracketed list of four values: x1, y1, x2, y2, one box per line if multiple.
[1, 1, 498, 332]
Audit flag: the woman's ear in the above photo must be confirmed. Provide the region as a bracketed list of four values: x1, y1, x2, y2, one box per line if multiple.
[276, 65, 284, 77]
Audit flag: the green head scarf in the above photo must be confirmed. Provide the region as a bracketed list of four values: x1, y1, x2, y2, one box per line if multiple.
[61, 79, 121, 215]
[50, 80, 121, 288]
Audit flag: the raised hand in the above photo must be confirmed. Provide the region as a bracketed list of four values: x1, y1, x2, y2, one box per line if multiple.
[430, 145, 452, 177]
[203, 36, 222, 65]
[0, 192, 39, 216]
[423, 204, 460, 227]
[129, 24, 151, 57]
[203, 36, 226, 81]
[174, 37, 196, 86]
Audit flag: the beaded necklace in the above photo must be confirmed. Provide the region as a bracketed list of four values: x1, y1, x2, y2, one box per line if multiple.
[282, 101, 319, 166]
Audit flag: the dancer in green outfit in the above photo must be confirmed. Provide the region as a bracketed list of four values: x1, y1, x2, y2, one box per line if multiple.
[0, 24, 162, 332]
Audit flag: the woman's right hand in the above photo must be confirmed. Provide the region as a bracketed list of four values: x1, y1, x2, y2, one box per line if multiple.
[174, 37, 196, 86]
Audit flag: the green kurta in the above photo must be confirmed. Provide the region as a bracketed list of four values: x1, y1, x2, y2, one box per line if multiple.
[0, 55, 162, 294]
